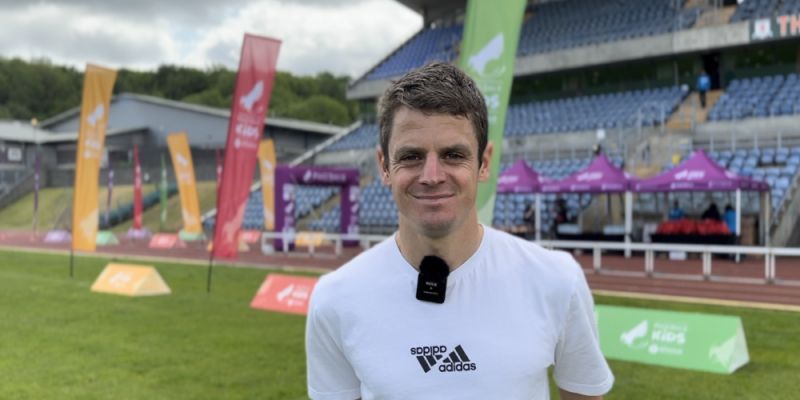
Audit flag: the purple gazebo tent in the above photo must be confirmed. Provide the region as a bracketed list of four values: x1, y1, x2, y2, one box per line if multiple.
[497, 159, 545, 193]
[634, 149, 771, 246]
[497, 160, 551, 240]
[540, 154, 638, 253]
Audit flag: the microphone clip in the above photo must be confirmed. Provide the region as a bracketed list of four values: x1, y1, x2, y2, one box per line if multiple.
[416, 255, 450, 304]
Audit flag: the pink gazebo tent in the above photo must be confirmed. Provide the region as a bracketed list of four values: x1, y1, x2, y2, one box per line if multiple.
[634, 149, 771, 245]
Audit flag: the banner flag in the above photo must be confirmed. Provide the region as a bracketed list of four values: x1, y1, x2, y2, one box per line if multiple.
[459, 0, 526, 225]
[71, 64, 117, 252]
[212, 34, 281, 259]
[132, 144, 143, 230]
[159, 153, 168, 231]
[257, 139, 276, 231]
[167, 132, 202, 234]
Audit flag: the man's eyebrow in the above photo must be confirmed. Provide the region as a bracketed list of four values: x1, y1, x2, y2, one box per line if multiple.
[441, 144, 472, 154]
[392, 145, 424, 156]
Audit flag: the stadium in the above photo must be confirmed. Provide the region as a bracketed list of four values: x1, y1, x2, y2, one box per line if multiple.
[1, 0, 800, 398]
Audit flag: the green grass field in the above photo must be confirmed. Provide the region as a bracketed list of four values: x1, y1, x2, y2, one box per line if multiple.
[0, 182, 218, 234]
[1, 249, 798, 399]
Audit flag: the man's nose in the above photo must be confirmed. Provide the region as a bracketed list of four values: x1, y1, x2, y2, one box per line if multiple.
[419, 154, 445, 185]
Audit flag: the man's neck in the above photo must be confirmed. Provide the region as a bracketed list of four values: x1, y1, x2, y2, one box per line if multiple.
[396, 220, 484, 272]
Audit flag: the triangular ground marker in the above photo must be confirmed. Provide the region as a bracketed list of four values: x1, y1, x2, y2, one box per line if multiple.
[91, 263, 171, 297]
[250, 273, 319, 315]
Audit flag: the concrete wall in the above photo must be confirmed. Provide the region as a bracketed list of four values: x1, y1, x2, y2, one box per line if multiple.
[348, 22, 753, 100]
[694, 115, 800, 149]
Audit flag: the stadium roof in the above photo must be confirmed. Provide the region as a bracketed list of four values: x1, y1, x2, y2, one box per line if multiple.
[396, 0, 466, 23]
[39, 93, 345, 137]
[0, 120, 145, 144]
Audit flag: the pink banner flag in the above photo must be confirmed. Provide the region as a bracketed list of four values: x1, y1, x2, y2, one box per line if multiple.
[133, 144, 143, 229]
[212, 34, 281, 259]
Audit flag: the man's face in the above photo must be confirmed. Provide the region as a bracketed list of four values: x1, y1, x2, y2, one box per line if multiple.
[378, 107, 491, 238]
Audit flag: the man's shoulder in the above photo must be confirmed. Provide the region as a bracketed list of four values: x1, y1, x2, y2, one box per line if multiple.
[314, 237, 397, 295]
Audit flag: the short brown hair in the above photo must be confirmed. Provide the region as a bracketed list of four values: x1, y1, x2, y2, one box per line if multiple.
[377, 62, 488, 169]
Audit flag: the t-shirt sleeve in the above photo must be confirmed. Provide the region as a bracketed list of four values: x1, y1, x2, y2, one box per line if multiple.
[305, 284, 361, 400]
[553, 267, 614, 396]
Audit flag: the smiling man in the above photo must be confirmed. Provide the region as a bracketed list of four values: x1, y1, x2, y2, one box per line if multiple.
[305, 62, 613, 400]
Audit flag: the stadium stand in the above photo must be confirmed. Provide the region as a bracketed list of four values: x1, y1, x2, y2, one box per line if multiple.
[325, 123, 379, 152]
[366, 0, 700, 81]
[325, 87, 686, 153]
[708, 74, 800, 121]
[209, 185, 338, 230]
[730, 0, 782, 22]
[506, 86, 687, 135]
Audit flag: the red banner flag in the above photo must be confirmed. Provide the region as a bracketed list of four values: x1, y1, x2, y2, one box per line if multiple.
[133, 144, 143, 229]
[212, 34, 281, 259]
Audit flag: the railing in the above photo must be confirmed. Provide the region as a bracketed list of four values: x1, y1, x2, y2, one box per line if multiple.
[255, 230, 800, 285]
[539, 239, 800, 285]
[259, 231, 387, 257]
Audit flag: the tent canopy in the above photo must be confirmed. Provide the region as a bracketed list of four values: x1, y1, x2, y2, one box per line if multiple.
[634, 149, 770, 192]
[541, 153, 635, 193]
[497, 160, 547, 193]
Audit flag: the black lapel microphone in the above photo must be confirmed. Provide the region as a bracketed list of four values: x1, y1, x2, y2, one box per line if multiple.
[416, 255, 450, 304]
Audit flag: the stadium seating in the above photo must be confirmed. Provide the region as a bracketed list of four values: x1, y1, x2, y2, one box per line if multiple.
[707, 74, 800, 121]
[492, 157, 604, 232]
[365, 0, 699, 81]
[325, 87, 686, 152]
[730, 0, 782, 22]
[517, 0, 700, 56]
[325, 124, 379, 152]
[205, 185, 338, 231]
[505, 86, 686, 136]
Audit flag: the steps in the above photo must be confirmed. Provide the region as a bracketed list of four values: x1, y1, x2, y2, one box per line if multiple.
[666, 90, 723, 131]
[691, 6, 737, 28]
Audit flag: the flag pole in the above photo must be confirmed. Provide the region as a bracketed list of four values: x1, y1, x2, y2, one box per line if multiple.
[206, 253, 214, 293]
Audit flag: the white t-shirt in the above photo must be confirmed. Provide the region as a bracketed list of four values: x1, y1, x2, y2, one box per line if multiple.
[306, 226, 613, 400]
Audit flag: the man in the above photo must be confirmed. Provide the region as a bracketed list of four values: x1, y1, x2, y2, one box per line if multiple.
[306, 63, 613, 399]
[697, 70, 711, 108]
[668, 200, 685, 221]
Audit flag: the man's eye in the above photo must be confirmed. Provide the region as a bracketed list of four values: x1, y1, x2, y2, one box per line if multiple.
[444, 152, 464, 160]
[398, 154, 421, 162]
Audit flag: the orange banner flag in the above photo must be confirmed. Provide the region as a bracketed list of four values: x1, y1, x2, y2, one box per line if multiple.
[72, 64, 117, 252]
[166, 132, 202, 234]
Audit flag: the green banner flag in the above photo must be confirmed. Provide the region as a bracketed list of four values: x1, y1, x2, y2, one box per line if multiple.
[459, 0, 526, 225]
[596, 305, 749, 374]
[160, 153, 168, 231]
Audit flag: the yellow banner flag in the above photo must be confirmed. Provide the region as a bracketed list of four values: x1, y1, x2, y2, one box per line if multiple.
[72, 64, 117, 252]
[257, 139, 276, 231]
[166, 132, 202, 234]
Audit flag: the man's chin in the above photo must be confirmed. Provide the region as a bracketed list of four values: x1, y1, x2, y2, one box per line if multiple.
[415, 219, 456, 238]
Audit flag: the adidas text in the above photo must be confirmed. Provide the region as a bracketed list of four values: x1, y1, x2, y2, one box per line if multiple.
[410, 345, 447, 356]
[439, 362, 477, 372]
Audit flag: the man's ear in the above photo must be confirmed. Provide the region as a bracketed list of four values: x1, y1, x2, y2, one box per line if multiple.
[376, 146, 390, 185]
[478, 141, 493, 182]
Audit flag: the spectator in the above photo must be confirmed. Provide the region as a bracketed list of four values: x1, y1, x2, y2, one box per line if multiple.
[697, 70, 711, 108]
[523, 201, 537, 238]
[723, 204, 736, 235]
[668, 200, 685, 221]
[701, 202, 721, 221]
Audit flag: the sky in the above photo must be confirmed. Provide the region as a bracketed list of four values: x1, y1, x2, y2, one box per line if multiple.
[0, 0, 423, 78]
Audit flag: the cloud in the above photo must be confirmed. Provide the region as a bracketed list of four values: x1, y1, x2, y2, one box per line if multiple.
[187, 0, 421, 77]
[0, 0, 422, 77]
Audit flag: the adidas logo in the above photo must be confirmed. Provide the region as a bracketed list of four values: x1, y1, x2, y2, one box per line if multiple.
[411, 344, 477, 373]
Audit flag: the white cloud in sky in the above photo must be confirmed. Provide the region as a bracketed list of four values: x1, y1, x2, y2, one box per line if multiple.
[0, 0, 422, 78]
